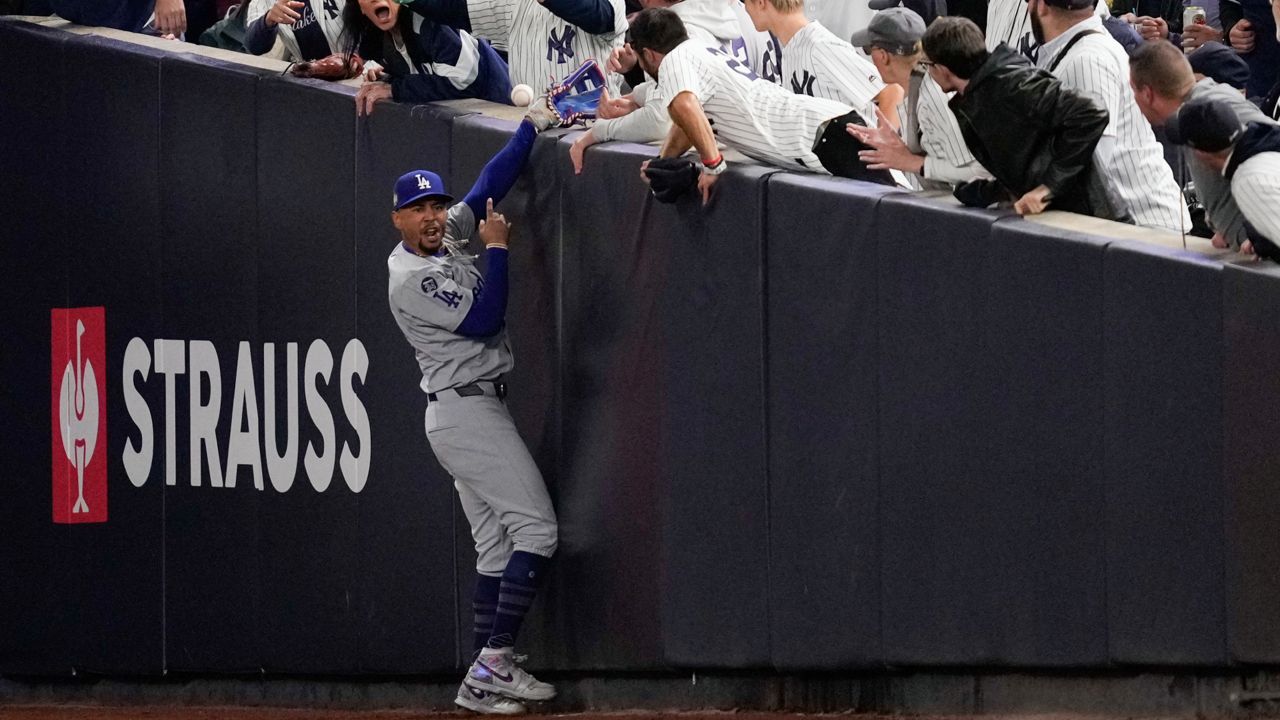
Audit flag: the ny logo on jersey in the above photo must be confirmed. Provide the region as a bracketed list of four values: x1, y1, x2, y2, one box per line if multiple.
[323, 0, 339, 19]
[547, 26, 577, 64]
[417, 175, 432, 190]
[791, 70, 816, 96]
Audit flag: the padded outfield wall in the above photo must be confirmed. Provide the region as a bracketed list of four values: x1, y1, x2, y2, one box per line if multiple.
[3, 17, 1280, 681]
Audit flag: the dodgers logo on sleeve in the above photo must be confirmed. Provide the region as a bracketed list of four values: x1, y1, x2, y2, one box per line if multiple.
[421, 277, 439, 294]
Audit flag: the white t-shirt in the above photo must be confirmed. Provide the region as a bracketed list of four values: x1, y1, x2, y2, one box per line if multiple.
[657, 38, 851, 172]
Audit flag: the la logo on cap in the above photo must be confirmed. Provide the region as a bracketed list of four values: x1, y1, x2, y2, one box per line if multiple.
[417, 175, 431, 190]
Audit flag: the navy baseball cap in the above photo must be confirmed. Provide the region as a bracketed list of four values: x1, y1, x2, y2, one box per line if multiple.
[867, 0, 947, 26]
[392, 170, 453, 210]
[851, 6, 928, 54]
[1165, 96, 1244, 152]
[1188, 41, 1250, 91]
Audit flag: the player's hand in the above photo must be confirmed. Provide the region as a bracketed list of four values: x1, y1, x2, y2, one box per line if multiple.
[595, 88, 639, 120]
[1229, 19, 1255, 53]
[1014, 185, 1053, 215]
[607, 43, 638, 74]
[570, 131, 600, 175]
[848, 109, 924, 175]
[356, 81, 392, 116]
[1211, 231, 1229, 249]
[1181, 22, 1223, 50]
[697, 170, 718, 207]
[154, 0, 187, 36]
[478, 198, 511, 248]
[1137, 16, 1169, 41]
[266, 0, 304, 26]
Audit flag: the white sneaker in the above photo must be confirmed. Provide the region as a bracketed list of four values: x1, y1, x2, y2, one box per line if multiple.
[466, 648, 557, 702]
[455, 681, 527, 715]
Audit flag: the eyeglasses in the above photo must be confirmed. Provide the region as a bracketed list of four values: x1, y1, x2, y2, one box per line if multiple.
[919, 60, 937, 68]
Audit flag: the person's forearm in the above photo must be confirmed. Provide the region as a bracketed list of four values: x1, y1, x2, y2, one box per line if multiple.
[664, 91, 717, 160]
[593, 100, 672, 143]
[539, 0, 617, 35]
[244, 15, 278, 55]
[455, 247, 509, 338]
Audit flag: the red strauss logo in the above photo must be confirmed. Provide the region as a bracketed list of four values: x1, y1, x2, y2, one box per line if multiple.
[51, 307, 108, 524]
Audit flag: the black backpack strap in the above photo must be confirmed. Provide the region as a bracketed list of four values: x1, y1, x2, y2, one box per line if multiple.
[1047, 29, 1102, 73]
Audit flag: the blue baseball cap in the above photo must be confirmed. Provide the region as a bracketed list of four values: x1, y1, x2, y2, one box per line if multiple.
[392, 170, 453, 210]
[1165, 96, 1244, 152]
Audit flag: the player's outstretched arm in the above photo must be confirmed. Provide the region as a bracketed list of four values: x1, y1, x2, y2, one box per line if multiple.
[461, 120, 539, 224]
[456, 199, 512, 338]
[538, 0, 617, 35]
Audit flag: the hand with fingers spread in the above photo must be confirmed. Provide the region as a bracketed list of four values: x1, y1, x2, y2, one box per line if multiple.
[266, 0, 305, 26]
[847, 107, 924, 175]
[478, 198, 511, 249]
[357, 81, 393, 116]
[594, 88, 638, 120]
[607, 43, 638, 74]
[154, 0, 187, 36]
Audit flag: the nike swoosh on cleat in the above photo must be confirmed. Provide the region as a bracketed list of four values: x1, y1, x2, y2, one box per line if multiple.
[478, 660, 514, 683]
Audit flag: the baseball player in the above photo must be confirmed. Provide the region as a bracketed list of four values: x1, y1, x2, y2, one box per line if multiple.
[386, 104, 561, 715]
[1029, 0, 1191, 232]
[742, 0, 902, 128]
[846, 6, 994, 189]
[629, 7, 896, 204]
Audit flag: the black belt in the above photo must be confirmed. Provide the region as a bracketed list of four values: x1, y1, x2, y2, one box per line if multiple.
[427, 379, 507, 403]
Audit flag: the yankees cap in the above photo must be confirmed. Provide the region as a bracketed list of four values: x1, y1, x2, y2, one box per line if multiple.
[851, 7, 928, 55]
[867, 0, 947, 26]
[393, 170, 453, 210]
[1165, 96, 1244, 152]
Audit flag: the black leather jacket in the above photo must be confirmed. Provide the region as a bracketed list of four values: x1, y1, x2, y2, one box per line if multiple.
[949, 44, 1118, 219]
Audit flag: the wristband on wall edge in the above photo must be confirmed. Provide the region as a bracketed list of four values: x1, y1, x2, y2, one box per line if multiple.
[701, 155, 727, 176]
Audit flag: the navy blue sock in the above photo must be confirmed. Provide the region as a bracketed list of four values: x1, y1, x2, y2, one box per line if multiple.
[486, 551, 550, 650]
[472, 574, 502, 657]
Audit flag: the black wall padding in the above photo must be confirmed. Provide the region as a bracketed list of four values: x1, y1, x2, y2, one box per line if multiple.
[1221, 263, 1280, 663]
[978, 217, 1110, 666]
[654, 162, 774, 669]
[1103, 242, 1227, 665]
[556, 139, 674, 671]
[158, 53, 270, 674]
[353, 101, 466, 674]
[0, 20, 73, 676]
[765, 175, 895, 670]
[254, 76, 361, 674]
[60, 35, 170, 675]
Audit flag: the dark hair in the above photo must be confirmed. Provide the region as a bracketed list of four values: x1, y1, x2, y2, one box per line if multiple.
[342, 0, 415, 61]
[1129, 40, 1195, 99]
[628, 8, 689, 56]
[921, 16, 989, 80]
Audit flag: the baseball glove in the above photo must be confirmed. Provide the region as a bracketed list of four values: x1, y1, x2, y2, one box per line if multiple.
[542, 59, 608, 127]
[290, 52, 365, 81]
[643, 157, 700, 204]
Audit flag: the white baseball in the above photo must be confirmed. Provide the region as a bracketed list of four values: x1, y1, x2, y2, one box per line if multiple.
[510, 83, 535, 107]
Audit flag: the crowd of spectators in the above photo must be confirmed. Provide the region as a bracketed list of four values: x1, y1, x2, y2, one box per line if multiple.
[3, 0, 1279, 257]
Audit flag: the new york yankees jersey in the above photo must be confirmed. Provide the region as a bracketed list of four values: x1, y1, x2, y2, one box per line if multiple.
[781, 21, 884, 124]
[247, 0, 348, 61]
[658, 38, 851, 172]
[732, 1, 783, 85]
[507, 0, 627, 93]
[1037, 17, 1189, 232]
[387, 203, 513, 394]
[466, 0, 512, 52]
[986, 0, 1110, 56]
[1232, 152, 1280, 243]
[905, 70, 991, 186]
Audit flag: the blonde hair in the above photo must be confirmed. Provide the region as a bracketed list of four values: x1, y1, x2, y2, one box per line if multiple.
[757, 0, 806, 12]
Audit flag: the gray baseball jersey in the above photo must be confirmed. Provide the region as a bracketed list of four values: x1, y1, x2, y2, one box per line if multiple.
[387, 203, 514, 394]
[1037, 17, 1189, 232]
[780, 20, 885, 123]
[507, 0, 627, 93]
[657, 38, 850, 172]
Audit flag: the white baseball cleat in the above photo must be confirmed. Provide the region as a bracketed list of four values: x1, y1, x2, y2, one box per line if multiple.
[455, 681, 528, 715]
[466, 648, 557, 702]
